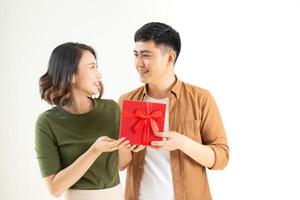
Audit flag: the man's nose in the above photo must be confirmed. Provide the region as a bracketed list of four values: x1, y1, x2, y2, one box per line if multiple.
[135, 56, 144, 68]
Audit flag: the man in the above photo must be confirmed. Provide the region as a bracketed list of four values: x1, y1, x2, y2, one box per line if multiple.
[118, 22, 229, 200]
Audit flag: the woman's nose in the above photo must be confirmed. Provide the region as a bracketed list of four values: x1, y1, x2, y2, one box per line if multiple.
[96, 70, 102, 80]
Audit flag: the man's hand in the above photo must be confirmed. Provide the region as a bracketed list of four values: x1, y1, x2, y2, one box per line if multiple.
[151, 131, 187, 151]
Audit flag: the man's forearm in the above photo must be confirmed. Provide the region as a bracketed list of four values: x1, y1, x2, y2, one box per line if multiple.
[179, 137, 215, 168]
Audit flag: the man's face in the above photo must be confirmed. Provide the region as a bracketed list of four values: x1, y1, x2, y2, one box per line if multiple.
[134, 41, 170, 84]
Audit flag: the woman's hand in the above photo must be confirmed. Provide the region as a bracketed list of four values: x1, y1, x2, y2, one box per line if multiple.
[117, 143, 145, 171]
[127, 144, 146, 152]
[91, 136, 129, 154]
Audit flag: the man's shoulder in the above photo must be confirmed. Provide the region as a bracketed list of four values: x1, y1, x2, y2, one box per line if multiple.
[181, 81, 210, 96]
[119, 86, 144, 103]
[180, 81, 216, 108]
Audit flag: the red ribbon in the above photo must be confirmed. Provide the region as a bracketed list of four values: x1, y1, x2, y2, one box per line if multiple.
[124, 103, 164, 144]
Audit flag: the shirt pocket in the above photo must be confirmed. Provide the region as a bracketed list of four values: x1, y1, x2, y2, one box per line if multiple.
[177, 120, 202, 143]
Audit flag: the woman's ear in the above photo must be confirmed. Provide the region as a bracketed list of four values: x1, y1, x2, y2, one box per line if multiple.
[71, 75, 76, 84]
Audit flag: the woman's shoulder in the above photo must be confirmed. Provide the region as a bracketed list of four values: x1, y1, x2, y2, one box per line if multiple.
[36, 107, 60, 124]
[95, 98, 118, 106]
[94, 98, 119, 111]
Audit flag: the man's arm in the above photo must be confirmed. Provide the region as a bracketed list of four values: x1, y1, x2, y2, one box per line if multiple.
[151, 92, 229, 169]
[151, 131, 215, 168]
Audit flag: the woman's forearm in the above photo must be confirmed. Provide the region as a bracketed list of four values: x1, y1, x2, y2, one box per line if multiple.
[44, 146, 102, 197]
[118, 149, 132, 170]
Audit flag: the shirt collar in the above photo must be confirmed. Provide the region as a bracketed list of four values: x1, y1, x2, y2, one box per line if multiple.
[142, 75, 182, 100]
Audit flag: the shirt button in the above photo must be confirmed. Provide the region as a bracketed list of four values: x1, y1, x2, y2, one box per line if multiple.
[139, 165, 142, 169]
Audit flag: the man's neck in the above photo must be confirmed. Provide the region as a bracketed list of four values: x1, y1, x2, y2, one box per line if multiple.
[147, 75, 176, 99]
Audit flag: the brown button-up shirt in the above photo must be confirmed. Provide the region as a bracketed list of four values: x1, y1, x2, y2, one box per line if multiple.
[119, 76, 229, 200]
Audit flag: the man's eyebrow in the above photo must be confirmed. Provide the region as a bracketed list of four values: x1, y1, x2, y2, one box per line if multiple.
[133, 50, 152, 54]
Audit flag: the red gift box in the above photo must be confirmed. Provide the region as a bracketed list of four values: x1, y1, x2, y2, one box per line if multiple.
[120, 100, 166, 146]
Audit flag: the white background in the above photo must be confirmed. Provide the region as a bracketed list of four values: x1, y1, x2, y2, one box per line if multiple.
[1, 0, 300, 199]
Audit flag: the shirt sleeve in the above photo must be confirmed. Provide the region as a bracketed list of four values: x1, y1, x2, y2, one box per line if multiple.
[200, 92, 229, 170]
[35, 114, 61, 177]
[113, 100, 121, 139]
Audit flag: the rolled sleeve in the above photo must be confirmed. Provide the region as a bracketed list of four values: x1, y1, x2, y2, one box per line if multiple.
[200, 92, 229, 170]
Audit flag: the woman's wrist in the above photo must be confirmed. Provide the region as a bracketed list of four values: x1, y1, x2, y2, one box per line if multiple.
[89, 145, 103, 157]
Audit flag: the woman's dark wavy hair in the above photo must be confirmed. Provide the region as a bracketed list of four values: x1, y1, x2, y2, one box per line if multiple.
[39, 42, 103, 107]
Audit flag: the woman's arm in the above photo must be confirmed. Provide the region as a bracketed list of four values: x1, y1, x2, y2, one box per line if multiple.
[118, 144, 145, 171]
[118, 148, 132, 171]
[44, 136, 127, 197]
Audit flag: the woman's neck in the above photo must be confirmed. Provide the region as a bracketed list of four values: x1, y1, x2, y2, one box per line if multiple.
[63, 92, 94, 114]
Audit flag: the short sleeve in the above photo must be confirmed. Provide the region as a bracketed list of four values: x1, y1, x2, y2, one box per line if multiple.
[35, 114, 61, 177]
[114, 101, 121, 139]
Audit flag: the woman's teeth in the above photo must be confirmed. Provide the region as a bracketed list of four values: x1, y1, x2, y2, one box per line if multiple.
[139, 70, 149, 74]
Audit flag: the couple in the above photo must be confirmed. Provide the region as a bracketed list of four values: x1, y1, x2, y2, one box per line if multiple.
[35, 22, 229, 200]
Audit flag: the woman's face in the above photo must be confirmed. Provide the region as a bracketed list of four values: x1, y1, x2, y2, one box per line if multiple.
[72, 50, 102, 96]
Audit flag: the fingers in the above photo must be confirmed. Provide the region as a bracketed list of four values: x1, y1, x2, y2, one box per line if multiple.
[132, 145, 145, 152]
[102, 137, 123, 150]
[100, 136, 115, 142]
[147, 145, 158, 150]
[154, 131, 170, 138]
[110, 138, 133, 150]
[127, 144, 145, 152]
[129, 144, 137, 151]
[118, 139, 131, 149]
[151, 141, 165, 147]
[110, 137, 126, 147]
[102, 137, 147, 152]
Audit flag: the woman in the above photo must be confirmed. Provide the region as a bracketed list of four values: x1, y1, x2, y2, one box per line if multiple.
[35, 42, 131, 199]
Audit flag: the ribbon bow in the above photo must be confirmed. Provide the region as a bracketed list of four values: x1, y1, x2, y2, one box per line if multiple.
[124, 103, 164, 145]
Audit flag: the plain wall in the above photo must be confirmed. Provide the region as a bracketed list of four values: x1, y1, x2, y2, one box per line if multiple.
[1, 0, 300, 199]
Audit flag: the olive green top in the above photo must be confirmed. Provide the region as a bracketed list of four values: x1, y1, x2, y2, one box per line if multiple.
[35, 99, 120, 189]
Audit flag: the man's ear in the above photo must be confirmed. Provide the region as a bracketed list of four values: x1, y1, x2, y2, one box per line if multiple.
[167, 50, 176, 66]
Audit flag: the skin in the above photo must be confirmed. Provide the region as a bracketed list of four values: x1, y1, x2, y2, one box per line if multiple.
[119, 41, 215, 171]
